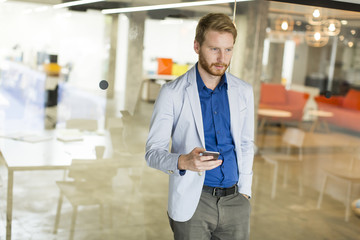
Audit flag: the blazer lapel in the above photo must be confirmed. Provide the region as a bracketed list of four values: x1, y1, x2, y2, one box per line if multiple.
[185, 67, 205, 147]
[227, 74, 244, 144]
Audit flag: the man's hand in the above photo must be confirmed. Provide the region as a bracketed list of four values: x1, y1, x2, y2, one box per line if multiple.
[241, 194, 250, 199]
[178, 147, 222, 172]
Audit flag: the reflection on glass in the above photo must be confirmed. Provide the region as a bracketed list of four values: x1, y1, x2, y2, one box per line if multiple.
[0, 0, 359, 239]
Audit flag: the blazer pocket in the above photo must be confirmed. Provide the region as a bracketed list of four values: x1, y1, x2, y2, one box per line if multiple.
[239, 106, 247, 113]
[238, 96, 247, 114]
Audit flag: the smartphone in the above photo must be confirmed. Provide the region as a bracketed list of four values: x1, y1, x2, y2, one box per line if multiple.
[201, 151, 220, 160]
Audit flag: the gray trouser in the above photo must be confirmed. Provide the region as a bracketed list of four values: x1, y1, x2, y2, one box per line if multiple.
[168, 190, 251, 240]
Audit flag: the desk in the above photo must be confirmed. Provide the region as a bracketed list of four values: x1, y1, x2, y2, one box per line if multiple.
[258, 109, 292, 131]
[141, 75, 175, 102]
[0, 130, 112, 240]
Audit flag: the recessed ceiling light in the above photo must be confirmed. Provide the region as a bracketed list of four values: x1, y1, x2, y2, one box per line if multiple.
[102, 0, 250, 15]
[53, 0, 105, 9]
[341, 20, 348, 25]
[35, 6, 49, 12]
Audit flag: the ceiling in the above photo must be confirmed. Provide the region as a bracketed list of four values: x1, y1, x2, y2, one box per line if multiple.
[7, 0, 235, 18]
[269, 1, 360, 25]
[8, 0, 360, 12]
[271, 0, 360, 12]
[6, 0, 360, 22]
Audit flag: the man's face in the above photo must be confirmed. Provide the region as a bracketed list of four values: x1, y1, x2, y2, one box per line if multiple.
[194, 30, 234, 77]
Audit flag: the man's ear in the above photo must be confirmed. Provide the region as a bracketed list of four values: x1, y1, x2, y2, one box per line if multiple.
[194, 40, 200, 54]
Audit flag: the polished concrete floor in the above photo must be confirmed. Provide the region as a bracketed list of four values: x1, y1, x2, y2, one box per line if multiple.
[1, 96, 360, 240]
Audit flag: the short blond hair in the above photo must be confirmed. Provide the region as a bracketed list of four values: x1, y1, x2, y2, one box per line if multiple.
[195, 13, 237, 45]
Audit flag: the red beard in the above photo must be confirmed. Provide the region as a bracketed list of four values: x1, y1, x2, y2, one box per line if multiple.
[198, 51, 229, 76]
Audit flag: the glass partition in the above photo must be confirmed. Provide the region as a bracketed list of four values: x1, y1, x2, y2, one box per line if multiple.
[0, 0, 359, 239]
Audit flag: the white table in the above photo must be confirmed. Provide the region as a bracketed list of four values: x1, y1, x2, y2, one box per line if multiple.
[0, 130, 112, 240]
[308, 110, 334, 133]
[258, 109, 292, 131]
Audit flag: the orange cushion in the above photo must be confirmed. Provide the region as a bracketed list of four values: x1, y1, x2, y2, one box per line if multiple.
[343, 89, 360, 110]
[157, 58, 173, 75]
[315, 95, 343, 106]
[260, 84, 287, 104]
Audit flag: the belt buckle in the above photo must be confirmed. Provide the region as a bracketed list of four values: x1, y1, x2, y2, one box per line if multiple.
[212, 187, 218, 196]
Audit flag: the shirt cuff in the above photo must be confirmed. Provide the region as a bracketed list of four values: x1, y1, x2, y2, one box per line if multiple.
[177, 155, 186, 176]
[238, 172, 253, 197]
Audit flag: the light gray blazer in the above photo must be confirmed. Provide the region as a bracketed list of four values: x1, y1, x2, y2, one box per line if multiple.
[145, 66, 255, 222]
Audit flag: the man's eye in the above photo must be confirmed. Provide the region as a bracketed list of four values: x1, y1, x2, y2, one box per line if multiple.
[226, 49, 232, 52]
[211, 48, 218, 51]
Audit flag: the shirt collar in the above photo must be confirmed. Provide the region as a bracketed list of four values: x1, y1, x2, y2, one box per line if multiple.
[195, 62, 228, 93]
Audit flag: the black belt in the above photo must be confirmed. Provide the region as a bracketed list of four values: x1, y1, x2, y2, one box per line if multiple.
[202, 184, 238, 197]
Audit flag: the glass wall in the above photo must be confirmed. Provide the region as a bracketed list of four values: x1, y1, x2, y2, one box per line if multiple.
[255, 2, 360, 239]
[0, 0, 359, 239]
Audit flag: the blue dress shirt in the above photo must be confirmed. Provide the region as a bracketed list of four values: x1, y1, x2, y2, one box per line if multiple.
[195, 63, 239, 188]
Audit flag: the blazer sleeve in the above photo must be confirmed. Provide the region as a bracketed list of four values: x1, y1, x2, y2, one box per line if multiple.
[145, 84, 182, 176]
[239, 86, 255, 197]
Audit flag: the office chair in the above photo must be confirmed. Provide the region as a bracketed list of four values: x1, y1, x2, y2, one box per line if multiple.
[317, 155, 360, 221]
[262, 127, 305, 199]
[53, 146, 118, 240]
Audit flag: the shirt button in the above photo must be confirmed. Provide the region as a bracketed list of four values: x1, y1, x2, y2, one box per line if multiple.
[214, 111, 217, 114]
[168, 170, 174, 174]
[217, 131, 220, 134]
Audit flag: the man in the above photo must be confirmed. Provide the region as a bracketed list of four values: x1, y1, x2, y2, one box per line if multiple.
[145, 13, 254, 240]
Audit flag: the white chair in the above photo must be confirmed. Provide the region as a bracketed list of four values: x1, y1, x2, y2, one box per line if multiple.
[107, 114, 146, 155]
[317, 155, 360, 221]
[65, 118, 98, 131]
[53, 146, 117, 240]
[106, 117, 124, 129]
[106, 116, 145, 191]
[262, 127, 305, 199]
[106, 117, 128, 155]
[106, 116, 145, 221]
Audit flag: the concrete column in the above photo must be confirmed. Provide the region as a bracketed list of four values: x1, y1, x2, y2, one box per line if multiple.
[106, 14, 119, 99]
[124, 12, 146, 115]
[292, 42, 309, 86]
[267, 42, 284, 83]
[230, 14, 247, 79]
[327, 36, 338, 91]
[230, 0, 269, 139]
[306, 47, 328, 76]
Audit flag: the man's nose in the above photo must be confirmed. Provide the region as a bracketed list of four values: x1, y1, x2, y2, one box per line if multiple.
[217, 51, 225, 62]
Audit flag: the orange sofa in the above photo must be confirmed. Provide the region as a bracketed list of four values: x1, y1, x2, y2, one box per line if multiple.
[259, 83, 310, 122]
[314, 89, 360, 132]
